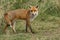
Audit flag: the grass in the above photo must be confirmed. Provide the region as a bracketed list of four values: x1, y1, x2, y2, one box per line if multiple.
[0, 15, 60, 40]
[0, 0, 60, 40]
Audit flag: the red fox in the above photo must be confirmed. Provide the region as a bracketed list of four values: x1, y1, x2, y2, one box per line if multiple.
[3, 6, 38, 33]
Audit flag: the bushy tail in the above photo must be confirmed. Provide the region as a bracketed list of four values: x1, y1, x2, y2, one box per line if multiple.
[4, 13, 11, 25]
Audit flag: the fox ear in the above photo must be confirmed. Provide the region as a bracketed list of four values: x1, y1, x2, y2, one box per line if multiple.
[36, 6, 38, 8]
[29, 5, 32, 8]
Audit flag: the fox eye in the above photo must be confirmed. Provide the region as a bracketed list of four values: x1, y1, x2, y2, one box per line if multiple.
[34, 10, 36, 12]
[30, 10, 33, 12]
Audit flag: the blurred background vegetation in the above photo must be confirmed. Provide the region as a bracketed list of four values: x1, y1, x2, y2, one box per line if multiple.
[0, 0, 60, 40]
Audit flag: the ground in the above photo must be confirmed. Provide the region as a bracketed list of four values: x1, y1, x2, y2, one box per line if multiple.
[0, 0, 60, 40]
[0, 15, 60, 40]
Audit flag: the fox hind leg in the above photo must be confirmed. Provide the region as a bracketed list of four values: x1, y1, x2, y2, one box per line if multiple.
[12, 22, 16, 33]
[3, 24, 9, 32]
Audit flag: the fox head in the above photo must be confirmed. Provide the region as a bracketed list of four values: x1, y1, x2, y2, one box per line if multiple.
[29, 6, 38, 16]
[29, 6, 38, 21]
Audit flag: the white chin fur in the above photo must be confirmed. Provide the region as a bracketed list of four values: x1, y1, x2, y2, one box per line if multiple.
[30, 11, 38, 22]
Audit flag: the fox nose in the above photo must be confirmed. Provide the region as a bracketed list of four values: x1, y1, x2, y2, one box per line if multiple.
[32, 14, 35, 16]
[32, 13, 36, 16]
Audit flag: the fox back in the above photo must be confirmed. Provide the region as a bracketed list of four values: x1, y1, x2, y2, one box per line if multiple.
[4, 6, 38, 21]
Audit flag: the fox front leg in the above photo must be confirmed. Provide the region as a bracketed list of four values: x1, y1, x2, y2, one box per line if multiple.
[26, 20, 34, 33]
